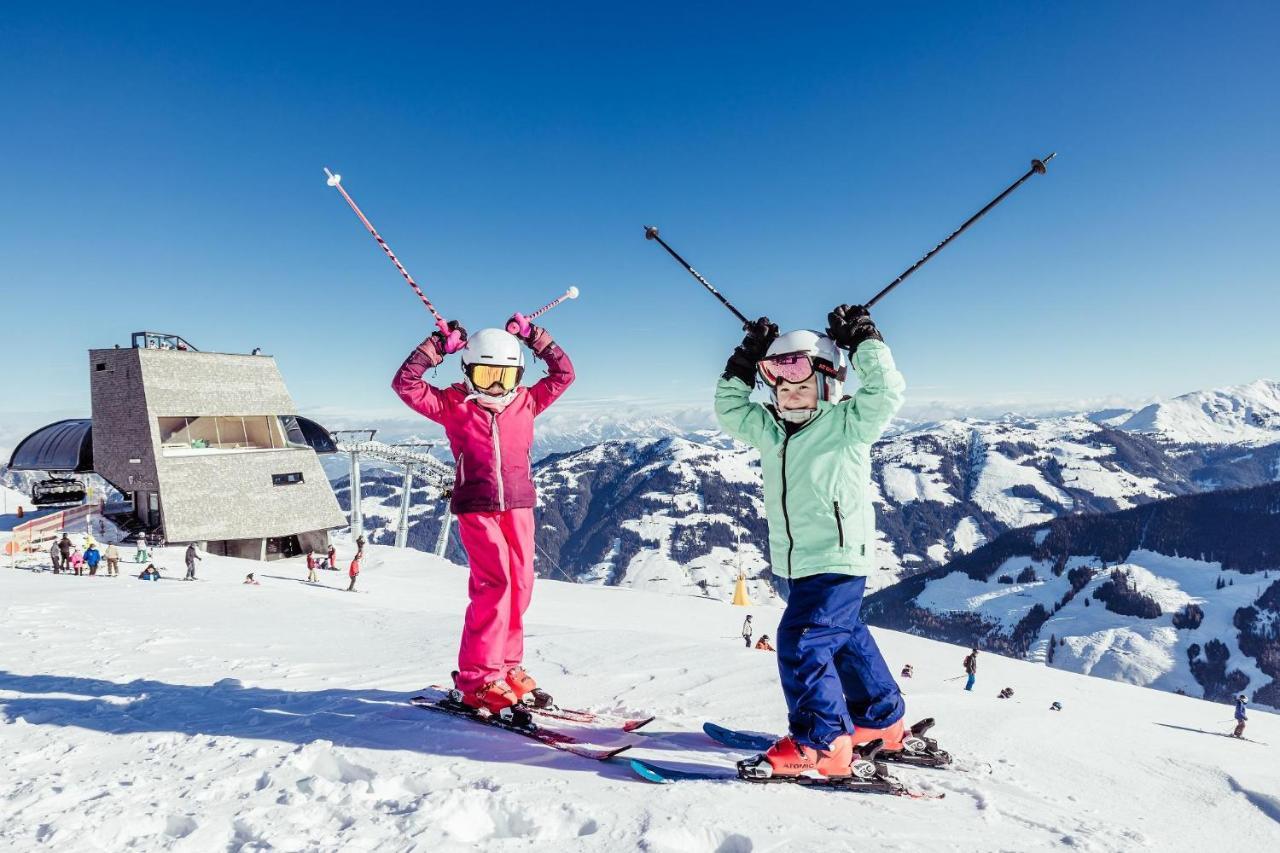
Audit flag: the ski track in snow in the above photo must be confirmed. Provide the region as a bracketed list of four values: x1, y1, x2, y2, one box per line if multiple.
[0, 542, 1276, 851]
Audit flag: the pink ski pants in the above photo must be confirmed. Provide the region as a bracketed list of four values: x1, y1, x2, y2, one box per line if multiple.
[454, 507, 536, 693]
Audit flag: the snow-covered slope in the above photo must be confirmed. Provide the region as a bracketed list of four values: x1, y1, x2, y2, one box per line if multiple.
[0, 542, 1275, 850]
[1120, 379, 1280, 446]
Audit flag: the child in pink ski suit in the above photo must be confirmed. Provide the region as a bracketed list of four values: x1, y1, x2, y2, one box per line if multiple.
[392, 320, 574, 713]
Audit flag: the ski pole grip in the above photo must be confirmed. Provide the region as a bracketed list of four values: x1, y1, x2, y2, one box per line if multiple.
[506, 312, 531, 337]
[438, 319, 466, 354]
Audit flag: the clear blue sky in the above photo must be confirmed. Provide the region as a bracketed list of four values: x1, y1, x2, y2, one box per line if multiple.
[2, 3, 1277, 424]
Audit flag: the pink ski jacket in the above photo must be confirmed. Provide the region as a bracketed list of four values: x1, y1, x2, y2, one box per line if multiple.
[391, 328, 574, 514]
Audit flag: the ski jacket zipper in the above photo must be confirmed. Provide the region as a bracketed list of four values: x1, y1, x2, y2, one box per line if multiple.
[490, 412, 505, 511]
[780, 432, 794, 577]
[833, 500, 845, 548]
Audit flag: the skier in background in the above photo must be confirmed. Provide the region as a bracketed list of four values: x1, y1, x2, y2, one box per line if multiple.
[327, 544, 337, 571]
[964, 648, 979, 691]
[392, 317, 574, 714]
[1233, 695, 1248, 738]
[347, 554, 360, 592]
[306, 548, 318, 583]
[742, 615, 754, 648]
[68, 546, 84, 575]
[184, 543, 201, 580]
[901, 664, 914, 679]
[105, 542, 120, 577]
[356, 535, 366, 558]
[715, 305, 910, 780]
[754, 634, 775, 652]
[58, 534, 72, 571]
[49, 540, 62, 573]
[244, 573, 260, 585]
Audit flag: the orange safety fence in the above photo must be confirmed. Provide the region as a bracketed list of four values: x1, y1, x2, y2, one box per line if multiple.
[5, 502, 104, 557]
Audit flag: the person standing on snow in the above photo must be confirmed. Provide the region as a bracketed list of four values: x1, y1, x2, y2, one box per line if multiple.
[327, 544, 337, 571]
[59, 534, 72, 571]
[392, 318, 574, 714]
[1233, 695, 1248, 738]
[49, 540, 62, 573]
[69, 546, 84, 575]
[105, 542, 120, 576]
[84, 543, 102, 576]
[742, 615, 754, 648]
[184, 543, 201, 580]
[964, 648, 979, 692]
[347, 554, 361, 592]
[714, 305, 910, 780]
[306, 548, 318, 583]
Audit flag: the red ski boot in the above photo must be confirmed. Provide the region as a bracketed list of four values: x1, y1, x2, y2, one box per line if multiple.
[459, 680, 518, 714]
[505, 667, 537, 702]
[741, 735, 855, 779]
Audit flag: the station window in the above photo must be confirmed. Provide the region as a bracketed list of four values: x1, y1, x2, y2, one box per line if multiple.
[158, 416, 289, 453]
[272, 472, 304, 486]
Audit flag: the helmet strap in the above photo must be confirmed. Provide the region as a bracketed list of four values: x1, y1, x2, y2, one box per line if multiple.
[777, 407, 817, 424]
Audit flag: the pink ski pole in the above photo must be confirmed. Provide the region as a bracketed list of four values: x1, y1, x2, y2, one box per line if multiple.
[323, 167, 464, 353]
[507, 286, 580, 337]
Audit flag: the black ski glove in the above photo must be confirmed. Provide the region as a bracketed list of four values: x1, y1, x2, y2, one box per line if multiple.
[826, 304, 883, 351]
[722, 316, 778, 385]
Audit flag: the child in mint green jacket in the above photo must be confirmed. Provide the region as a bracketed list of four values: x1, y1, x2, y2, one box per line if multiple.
[715, 305, 912, 780]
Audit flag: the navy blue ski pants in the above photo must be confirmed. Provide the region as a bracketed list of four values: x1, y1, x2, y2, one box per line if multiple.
[776, 573, 904, 748]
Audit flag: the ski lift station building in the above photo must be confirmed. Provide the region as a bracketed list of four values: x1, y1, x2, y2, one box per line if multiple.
[7, 332, 346, 560]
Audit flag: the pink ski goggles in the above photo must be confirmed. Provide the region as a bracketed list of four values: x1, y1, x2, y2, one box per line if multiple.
[757, 352, 819, 387]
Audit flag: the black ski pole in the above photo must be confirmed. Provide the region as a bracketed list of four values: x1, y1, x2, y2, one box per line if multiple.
[865, 153, 1057, 308]
[644, 226, 751, 326]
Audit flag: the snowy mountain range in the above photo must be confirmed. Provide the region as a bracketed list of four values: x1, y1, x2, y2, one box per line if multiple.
[337, 379, 1280, 602]
[864, 481, 1280, 710]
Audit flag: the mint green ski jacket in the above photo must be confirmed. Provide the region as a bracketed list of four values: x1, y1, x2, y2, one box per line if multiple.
[714, 340, 905, 580]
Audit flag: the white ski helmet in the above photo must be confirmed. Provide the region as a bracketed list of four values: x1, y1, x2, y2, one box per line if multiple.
[761, 329, 847, 404]
[460, 328, 525, 397]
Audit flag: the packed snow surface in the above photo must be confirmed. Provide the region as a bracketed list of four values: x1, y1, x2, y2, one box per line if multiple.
[1, 543, 1276, 851]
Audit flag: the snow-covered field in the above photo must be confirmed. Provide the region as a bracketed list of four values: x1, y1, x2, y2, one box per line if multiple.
[1, 542, 1276, 851]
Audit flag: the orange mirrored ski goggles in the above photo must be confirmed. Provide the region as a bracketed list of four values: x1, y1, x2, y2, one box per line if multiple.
[466, 363, 523, 392]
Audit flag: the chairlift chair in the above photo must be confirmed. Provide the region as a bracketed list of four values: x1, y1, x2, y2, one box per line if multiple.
[31, 477, 86, 507]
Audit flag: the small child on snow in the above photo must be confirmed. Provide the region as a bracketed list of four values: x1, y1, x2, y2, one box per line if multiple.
[714, 305, 909, 779]
[393, 318, 574, 713]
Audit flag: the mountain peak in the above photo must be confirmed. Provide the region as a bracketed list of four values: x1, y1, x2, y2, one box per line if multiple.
[1119, 378, 1280, 445]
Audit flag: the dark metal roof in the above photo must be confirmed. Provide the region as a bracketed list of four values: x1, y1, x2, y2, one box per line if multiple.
[8, 419, 94, 473]
[295, 416, 338, 454]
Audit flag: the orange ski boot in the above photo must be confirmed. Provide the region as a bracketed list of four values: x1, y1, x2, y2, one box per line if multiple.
[459, 680, 518, 714]
[739, 735, 855, 779]
[851, 718, 906, 751]
[505, 666, 537, 702]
